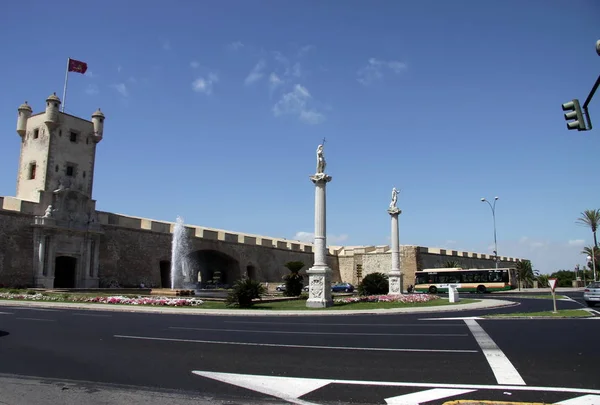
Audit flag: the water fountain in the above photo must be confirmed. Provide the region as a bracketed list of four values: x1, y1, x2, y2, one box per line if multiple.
[170, 216, 194, 290]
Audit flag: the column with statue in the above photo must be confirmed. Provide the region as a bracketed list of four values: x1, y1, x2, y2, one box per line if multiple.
[388, 187, 403, 295]
[306, 140, 334, 308]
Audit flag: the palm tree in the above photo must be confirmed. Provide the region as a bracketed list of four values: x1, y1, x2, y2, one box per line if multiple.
[576, 209, 600, 249]
[516, 260, 535, 289]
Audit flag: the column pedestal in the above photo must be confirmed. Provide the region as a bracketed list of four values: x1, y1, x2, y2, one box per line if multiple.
[388, 207, 403, 295]
[306, 173, 334, 308]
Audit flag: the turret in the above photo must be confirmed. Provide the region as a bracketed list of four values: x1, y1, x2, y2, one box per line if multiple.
[44, 93, 61, 129]
[16, 101, 33, 137]
[91, 108, 105, 143]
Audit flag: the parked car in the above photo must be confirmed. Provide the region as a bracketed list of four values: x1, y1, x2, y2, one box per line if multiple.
[583, 282, 600, 307]
[331, 282, 354, 293]
[275, 284, 286, 291]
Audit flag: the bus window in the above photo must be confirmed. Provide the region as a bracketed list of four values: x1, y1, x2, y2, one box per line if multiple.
[415, 274, 427, 285]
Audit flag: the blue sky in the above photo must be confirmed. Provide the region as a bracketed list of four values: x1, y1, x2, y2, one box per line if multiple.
[0, 0, 598, 273]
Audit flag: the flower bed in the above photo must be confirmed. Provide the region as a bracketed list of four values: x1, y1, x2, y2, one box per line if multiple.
[0, 292, 204, 307]
[334, 293, 441, 304]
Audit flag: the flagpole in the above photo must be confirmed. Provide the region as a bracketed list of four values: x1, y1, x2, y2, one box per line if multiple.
[62, 58, 70, 113]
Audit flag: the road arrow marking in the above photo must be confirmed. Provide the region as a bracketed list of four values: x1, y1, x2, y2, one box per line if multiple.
[192, 371, 329, 405]
[556, 394, 600, 404]
[418, 316, 484, 321]
[384, 388, 475, 404]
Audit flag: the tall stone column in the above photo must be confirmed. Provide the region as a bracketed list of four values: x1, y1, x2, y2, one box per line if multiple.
[306, 143, 333, 308]
[388, 187, 403, 295]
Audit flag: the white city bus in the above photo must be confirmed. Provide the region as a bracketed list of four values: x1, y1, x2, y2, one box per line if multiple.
[414, 267, 518, 294]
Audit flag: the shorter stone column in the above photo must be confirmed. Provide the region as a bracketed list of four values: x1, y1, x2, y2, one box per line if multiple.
[388, 207, 402, 295]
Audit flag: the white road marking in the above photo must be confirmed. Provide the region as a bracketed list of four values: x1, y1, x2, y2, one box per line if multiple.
[556, 394, 600, 404]
[464, 319, 525, 385]
[0, 311, 14, 315]
[15, 317, 55, 322]
[169, 326, 468, 337]
[419, 317, 484, 321]
[225, 321, 467, 327]
[192, 371, 328, 405]
[191, 370, 600, 396]
[114, 335, 478, 353]
[9, 307, 62, 312]
[72, 313, 112, 317]
[385, 388, 475, 404]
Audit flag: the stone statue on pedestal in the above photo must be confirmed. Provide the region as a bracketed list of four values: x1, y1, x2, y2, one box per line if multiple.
[316, 144, 326, 174]
[389, 187, 399, 209]
[43, 205, 53, 218]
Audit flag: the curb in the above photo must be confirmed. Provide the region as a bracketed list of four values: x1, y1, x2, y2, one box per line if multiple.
[0, 298, 517, 317]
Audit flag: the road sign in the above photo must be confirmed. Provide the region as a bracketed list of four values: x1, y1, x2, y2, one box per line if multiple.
[548, 278, 558, 291]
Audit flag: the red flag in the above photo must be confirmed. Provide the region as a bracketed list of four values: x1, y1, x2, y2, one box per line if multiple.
[68, 58, 88, 74]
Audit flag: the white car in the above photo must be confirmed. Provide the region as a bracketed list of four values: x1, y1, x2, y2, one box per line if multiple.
[583, 282, 600, 307]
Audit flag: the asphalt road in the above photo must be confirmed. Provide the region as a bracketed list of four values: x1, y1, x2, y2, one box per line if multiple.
[0, 295, 599, 404]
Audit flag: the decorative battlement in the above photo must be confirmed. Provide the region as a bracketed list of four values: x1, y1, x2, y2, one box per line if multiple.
[0, 196, 315, 254]
[332, 243, 523, 262]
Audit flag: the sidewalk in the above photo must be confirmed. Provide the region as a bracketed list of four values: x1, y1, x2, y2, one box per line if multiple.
[0, 298, 516, 317]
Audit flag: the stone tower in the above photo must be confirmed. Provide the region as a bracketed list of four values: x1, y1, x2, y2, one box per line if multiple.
[14, 93, 106, 289]
[15, 93, 104, 202]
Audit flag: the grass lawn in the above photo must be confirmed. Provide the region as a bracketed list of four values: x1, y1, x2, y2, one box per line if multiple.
[483, 309, 592, 318]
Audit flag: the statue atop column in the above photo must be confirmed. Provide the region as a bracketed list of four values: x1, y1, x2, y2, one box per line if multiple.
[316, 143, 326, 174]
[388, 187, 401, 214]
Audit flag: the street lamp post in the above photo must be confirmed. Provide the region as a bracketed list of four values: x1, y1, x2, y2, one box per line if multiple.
[587, 254, 597, 283]
[481, 196, 499, 269]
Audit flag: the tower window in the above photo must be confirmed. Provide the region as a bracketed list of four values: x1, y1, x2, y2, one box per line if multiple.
[33, 129, 39, 139]
[59, 130, 62, 137]
[83, 171, 86, 178]
[28, 163, 37, 180]
[66, 165, 74, 177]
[55, 165, 59, 172]
[70, 131, 78, 143]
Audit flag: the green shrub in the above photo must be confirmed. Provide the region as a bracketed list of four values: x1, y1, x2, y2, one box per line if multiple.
[226, 278, 266, 308]
[358, 272, 389, 296]
[283, 261, 305, 297]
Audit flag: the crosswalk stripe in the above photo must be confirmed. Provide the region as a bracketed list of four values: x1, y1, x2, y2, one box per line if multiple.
[385, 388, 475, 404]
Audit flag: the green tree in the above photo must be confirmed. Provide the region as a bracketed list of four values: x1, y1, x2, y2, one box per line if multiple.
[576, 209, 600, 249]
[516, 260, 535, 289]
[358, 272, 389, 296]
[283, 261, 305, 297]
[226, 278, 266, 308]
[438, 260, 463, 269]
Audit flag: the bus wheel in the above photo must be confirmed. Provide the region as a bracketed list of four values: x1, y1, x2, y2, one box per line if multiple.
[476, 285, 486, 294]
[429, 286, 437, 294]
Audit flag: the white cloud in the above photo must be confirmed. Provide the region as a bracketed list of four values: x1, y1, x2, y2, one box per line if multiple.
[85, 84, 99, 95]
[293, 231, 349, 244]
[272, 84, 324, 124]
[192, 73, 219, 95]
[357, 58, 407, 85]
[86, 71, 96, 79]
[269, 73, 283, 89]
[190, 61, 200, 69]
[244, 60, 266, 85]
[111, 83, 128, 97]
[117, 65, 122, 73]
[161, 39, 171, 51]
[297, 45, 314, 58]
[568, 239, 586, 246]
[228, 41, 244, 50]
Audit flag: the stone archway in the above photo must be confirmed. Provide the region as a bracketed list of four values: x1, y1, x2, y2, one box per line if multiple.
[159, 260, 171, 288]
[188, 250, 240, 289]
[246, 264, 257, 280]
[54, 256, 77, 288]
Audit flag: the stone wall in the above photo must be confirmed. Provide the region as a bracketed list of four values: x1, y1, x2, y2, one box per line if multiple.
[95, 224, 337, 288]
[0, 209, 35, 287]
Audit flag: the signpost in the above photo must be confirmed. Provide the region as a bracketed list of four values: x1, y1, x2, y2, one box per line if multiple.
[549, 278, 558, 313]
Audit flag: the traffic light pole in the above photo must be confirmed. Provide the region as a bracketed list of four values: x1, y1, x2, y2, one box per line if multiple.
[582, 75, 600, 130]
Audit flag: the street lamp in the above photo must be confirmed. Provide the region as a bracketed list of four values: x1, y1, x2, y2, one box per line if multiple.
[587, 253, 597, 283]
[481, 196, 499, 269]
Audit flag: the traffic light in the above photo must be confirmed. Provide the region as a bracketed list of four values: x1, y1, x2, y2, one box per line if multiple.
[356, 264, 363, 280]
[562, 99, 586, 131]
